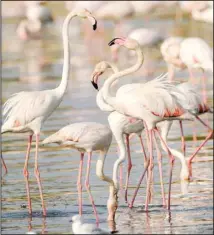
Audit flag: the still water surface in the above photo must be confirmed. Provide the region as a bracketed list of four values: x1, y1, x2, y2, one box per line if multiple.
[2, 2, 213, 234]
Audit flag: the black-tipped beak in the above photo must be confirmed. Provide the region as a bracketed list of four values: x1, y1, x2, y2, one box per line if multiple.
[93, 18, 97, 30]
[91, 81, 99, 90]
[108, 38, 120, 46]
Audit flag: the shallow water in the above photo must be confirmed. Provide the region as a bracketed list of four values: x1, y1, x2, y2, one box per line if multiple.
[1, 2, 213, 234]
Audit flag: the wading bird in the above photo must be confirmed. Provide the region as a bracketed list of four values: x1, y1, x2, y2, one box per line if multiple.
[91, 37, 195, 212]
[42, 122, 113, 225]
[1, 9, 97, 216]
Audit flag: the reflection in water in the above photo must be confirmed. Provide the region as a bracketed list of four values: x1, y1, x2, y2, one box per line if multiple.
[1, 1, 213, 234]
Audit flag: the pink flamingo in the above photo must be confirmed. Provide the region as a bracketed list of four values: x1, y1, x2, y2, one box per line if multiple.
[1, 9, 97, 216]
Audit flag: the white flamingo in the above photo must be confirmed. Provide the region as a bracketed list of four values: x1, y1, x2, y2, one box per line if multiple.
[191, 4, 213, 24]
[161, 37, 213, 104]
[91, 37, 195, 212]
[1, 9, 97, 216]
[91, 61, 147, 204]
[179, 37, 213, 104]
[42, 122, 114, 225]
[91, 61, 211, 209]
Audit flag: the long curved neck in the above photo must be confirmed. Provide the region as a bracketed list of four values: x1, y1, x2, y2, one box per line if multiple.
[105, 61, 119, 74]
[96, 62, 119, 112]
[57, 12, 76, 96]
[102, 47, 144, 108]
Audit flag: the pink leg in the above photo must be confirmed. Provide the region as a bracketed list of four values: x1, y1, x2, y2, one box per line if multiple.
[196, 115, 213, 131]
[144, 122, 150, 180]
[23, 135, 33, 215]
[153, 132, 167, 208]
[139, 135, 148, 162]
[179, 121, 186, 156]
[128, 158, 150, 208]
[201, 70, 207, 105]
[1, 154, 7, 174]
[85, 152, 99, 226]
[34, 134, 46, 216]
[125, 134, 132, 203]
[154, 128, 175, 211]
[144, 130, 154, 211]
[77, 153, 84, 215]
[188, 130, 213, 177]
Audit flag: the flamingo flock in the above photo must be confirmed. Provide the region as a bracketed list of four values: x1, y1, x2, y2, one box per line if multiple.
[1, 1, 213, 234]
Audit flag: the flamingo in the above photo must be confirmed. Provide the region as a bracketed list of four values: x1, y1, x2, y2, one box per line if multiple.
[91, 61, 205, 208]
[42, 122, 113, 225]
[94, 1, 134, 36]
[161, 37, 213, 104]
[91, 37, 195, 213]
[1, 9, 97, 216]
[179, 37, 213, 105]
[17, 1, 54, 40]
[191, 4, 213, 24]
[91, 61, 148, 204]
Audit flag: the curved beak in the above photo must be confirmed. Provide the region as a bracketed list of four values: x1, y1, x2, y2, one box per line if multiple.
[91, 71, 102, 90]
[87, 15, 97, 31]
[108, 37, 126, 46]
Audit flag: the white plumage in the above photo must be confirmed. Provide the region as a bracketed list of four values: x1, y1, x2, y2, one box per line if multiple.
[1, 9, 98, 217]
[128, 28, 165, 47]
[71, 215, 111, 234]
[179, 37, 213, 72]
[98, 37, 195, 212]
[42, 122, 112, 152]
[43, 122, 113, 224]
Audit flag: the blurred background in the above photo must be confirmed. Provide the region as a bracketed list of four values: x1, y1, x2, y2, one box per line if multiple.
[2, 1, 213, 234]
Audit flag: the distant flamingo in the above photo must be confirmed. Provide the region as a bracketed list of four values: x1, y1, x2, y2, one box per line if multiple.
[42, 122, 114, 225]
[1, 9, 97, 216]
[17, 1, 54, 40]
[161, 37, 213, 105]
[91, 37, 194, 212]
[111, 27, 165, 62]
[179, 37, 213, 104]
[191, 5, 213, 24]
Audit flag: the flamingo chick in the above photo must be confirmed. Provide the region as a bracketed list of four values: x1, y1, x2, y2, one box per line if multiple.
[42, 122, 114, 225]
[1, 9, 97, 216]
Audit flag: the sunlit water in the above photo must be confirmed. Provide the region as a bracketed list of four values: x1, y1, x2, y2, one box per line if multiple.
[2, 2, 213, 234]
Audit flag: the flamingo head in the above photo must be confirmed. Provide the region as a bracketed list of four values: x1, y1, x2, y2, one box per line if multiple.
[76, 9, 97, 30]
[91, 61, 110, 90]
[108, 37, 140, 50]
